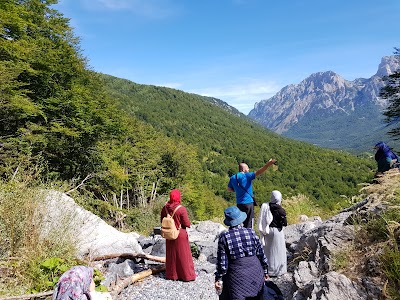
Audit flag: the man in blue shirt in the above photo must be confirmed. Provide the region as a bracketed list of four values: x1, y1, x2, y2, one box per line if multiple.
[227, 159, 277, 228]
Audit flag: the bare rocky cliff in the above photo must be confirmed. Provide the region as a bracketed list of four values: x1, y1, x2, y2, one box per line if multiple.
[248, 56, 400, 151]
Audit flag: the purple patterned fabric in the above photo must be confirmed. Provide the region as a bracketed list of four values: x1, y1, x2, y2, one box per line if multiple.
[52, 266, 93, 300]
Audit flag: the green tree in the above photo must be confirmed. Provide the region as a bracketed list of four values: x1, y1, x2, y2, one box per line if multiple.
[381, 48, 400, 139]
[0, 0, 121, 179]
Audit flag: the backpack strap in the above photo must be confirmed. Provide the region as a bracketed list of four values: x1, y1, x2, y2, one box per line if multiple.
[235, 174, 254, 197]
[163, 204, 182, 216]
[171, 205, 182, 217]
[171, 205, 182, 230]
[164, 204, 182, 230]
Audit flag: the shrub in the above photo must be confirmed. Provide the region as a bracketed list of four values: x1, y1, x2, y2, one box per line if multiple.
[0, 180, 78, 296]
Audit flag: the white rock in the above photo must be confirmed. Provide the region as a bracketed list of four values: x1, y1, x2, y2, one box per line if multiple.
[42, 190, 143, 258]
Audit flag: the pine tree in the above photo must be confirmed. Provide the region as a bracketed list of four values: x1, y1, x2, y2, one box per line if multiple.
[381, 48, 400, 139]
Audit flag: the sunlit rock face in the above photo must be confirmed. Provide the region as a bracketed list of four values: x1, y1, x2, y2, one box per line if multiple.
[248, 55, 399, 151]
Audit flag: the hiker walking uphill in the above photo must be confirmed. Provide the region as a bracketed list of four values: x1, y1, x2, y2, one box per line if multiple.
[228, 159, 277, 228]
[160, 189, 196, 282]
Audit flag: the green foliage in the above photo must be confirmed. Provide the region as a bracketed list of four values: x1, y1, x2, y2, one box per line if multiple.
[284, 194, 328, 224]
[100, 73, 376, 218]
[93, 269, 108, 292]
[3, 1, 395, 296]
[0, 0, 378, 233]
[381, 214, 400, 299]
[381, 48, 400, 139]
[358, 180, 400, 299]
[29, 258, 107, 294]
[190, 243, 200, 259]
[0, 178, 78, 296]
[0, 0, 122, 180]
[381, 245, 400, 299]
[331, 249, 350, 272]
[28, 257, 71, 293]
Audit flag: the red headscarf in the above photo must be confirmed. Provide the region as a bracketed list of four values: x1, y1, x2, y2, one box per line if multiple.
[169, 189, 181, 203]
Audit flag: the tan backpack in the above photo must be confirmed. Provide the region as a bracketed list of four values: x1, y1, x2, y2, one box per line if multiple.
[161, 205, 182, 240]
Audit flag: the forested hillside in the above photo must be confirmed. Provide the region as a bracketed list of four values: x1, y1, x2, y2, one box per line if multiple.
[100, 74, 376, 211]
[0, 1, 376, 234]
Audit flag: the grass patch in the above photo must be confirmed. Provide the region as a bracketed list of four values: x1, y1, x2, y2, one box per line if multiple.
[0, 179, 79, 296]
[284, 194, 329, 224]
[356, 171, 400, 299]
[331, 249, 351, 272]
[381, 244, 400, 299]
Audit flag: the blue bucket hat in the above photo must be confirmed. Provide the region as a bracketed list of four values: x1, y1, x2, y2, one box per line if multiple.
[224, 206, 247, 227]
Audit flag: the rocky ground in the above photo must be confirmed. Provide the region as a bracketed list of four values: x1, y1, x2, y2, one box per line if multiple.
[42, 169, 400, 300]
[117, 261, 294, 300]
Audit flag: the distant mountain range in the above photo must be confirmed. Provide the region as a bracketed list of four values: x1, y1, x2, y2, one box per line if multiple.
[248, 56, 400, 153]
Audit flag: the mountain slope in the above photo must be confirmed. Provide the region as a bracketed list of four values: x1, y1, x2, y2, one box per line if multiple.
[248, 56, 400, 152]
[100, 74, 375, 211]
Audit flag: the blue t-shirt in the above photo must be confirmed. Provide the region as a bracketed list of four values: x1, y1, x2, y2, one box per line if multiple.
[228, 172, 256, 204]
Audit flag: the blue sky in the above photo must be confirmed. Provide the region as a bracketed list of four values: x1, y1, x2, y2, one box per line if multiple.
[54, 0, 399, 114]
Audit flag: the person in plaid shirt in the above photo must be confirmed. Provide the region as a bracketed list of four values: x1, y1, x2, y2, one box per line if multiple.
[215, 206, 270, 300]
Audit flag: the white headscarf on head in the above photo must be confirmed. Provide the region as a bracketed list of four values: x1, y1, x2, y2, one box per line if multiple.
[270, 190, 282, 205]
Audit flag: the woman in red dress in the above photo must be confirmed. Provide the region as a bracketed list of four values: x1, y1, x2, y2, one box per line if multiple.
[160, 189, 196, 281]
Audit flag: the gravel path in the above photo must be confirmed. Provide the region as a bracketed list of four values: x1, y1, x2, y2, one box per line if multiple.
[117, 261, 294, 300]
[119, 261, 218, 300]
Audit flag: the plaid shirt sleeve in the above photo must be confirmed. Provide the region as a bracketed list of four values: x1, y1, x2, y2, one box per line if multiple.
[215, 233, 228, 281]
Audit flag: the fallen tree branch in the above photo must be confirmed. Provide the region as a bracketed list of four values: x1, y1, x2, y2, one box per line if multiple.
[111, 264, 166, 295]
[92, 253, 166, 263]
[0, 291, 53, 300]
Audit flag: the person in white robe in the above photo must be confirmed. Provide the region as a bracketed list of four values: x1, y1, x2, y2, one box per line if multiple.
[258, 190, 287, 276]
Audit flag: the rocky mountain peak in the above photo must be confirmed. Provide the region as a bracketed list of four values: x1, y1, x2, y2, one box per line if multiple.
[375, 55, 400, 77]
[302, 71, 350, 93]
[248, 55, 400, 151]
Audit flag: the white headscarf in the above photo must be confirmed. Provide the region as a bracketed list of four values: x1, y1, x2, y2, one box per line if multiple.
[258, 190, 283, 246]
[270, 190, 282, 205]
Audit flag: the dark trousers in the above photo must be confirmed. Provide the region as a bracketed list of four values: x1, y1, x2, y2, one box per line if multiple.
[237, 203, 254, 228]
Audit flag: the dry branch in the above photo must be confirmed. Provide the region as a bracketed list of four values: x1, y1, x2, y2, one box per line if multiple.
[92, 253, 166, 263]
[0, 291, 53, 300]
[111, 264, 166, 295]
[65, 174, 96, 195]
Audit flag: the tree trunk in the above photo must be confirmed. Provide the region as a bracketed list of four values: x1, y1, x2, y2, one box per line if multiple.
[126, 188, 130, 210]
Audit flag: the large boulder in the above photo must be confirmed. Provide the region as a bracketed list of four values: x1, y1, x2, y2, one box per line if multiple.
[42, 190, 143, 258]
[292, 271, 367, 300]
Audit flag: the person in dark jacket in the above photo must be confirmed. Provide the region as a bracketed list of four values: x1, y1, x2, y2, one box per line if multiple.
[374, 141, 399, 176]
[215, 206, 269, 299]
